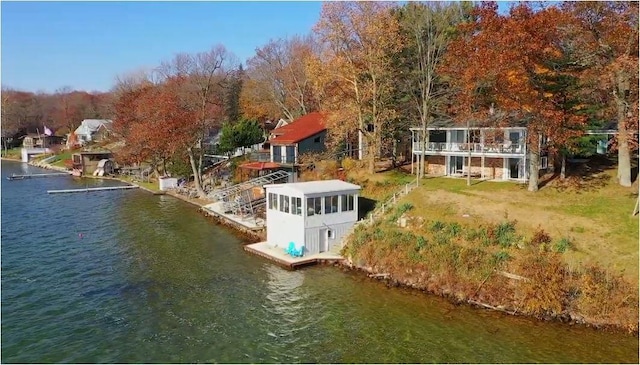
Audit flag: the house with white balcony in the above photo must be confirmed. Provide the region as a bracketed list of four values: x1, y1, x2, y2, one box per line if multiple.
[263, 179, 360, 256]
[410, 122, 547, 182]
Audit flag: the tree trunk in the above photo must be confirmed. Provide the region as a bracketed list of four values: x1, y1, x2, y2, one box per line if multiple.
[367, 138, 376, 174]
[613, 67, 632, 187]
[617, 120, 631, 187]
[560, 153, 566, 180]
[358, 130, 364, 161]
[187, 146, 206, 198]
[528, 148, 540, 192]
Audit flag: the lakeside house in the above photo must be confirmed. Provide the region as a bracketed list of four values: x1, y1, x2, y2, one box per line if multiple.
[22, 134, 63, 149]
[410, 121, 549, 182]
[264, 179, 360, 256]
[72, 119, 113, 146]
[240, 112, 327, 178]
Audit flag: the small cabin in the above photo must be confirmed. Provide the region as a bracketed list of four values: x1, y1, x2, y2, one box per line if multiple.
[264, 180, 361, 256]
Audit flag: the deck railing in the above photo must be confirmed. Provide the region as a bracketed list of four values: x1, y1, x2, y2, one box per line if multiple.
[412, 142, 525, 154]
[248, 152, 271, 162]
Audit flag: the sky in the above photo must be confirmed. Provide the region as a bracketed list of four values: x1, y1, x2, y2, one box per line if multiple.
[1, 1, 323, 93]
[1, 1, 518, 94]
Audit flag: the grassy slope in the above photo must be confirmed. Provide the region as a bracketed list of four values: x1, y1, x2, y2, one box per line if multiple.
[411, 171, 638, 281]
[342, 163, 638, 330]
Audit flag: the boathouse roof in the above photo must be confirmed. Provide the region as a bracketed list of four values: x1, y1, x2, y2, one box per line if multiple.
[264, 179, 360, 195]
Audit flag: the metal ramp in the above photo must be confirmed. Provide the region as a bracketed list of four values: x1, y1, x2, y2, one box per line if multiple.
[209, 169, 290, 221]
[209, 170, 290, 201]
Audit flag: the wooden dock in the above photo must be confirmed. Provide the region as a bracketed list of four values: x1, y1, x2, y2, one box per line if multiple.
[47, 185, 139, 194]
[7, 172, 70, 180]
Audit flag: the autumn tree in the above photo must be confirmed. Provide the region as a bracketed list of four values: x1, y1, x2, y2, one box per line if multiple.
[113, 79, 197, 174]
[394, 1, 472, 178]
[241, 35, 318, 122]
[561, 2, 639, 187]
[442, 2, 580, 191]
[223, 64, 244, 123]
[157, 45, 236, 197]
[312, 1, 404, 174]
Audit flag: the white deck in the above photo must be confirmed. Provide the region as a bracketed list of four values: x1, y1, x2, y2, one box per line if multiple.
[245, 241, 344, 268]
[202, 201, 265, 230]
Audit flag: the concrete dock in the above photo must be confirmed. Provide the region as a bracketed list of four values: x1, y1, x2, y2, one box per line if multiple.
[201, 202, 265, 231]
[244, 241, 344, 270]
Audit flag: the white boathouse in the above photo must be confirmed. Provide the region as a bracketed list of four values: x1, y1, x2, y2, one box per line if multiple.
[263, 180, 361, 256]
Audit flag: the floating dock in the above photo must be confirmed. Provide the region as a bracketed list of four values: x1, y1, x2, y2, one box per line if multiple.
[7, 172, 70, 180]
[244, 241, 344, 270]
[47, 185, 139, 194]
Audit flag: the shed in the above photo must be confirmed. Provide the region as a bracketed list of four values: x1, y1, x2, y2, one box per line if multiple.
[72, 151, 113, 175]
[263, 179, 361, 256]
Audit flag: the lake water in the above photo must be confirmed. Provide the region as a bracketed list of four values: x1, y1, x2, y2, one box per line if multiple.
[1, 160, 637, 363]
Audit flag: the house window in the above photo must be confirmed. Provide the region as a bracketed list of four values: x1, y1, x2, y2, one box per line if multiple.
[269, 193, 278, 210]
[341, 194, 354, 212]
[307, 197, 322, 216]
[279, 194, 290, 213]
[314, 136, 321, 143]
[327, 229, 335, 239]
[292, 197, 302, 215]
[324, 195, 339, 214]
[285, 146, 295, 164]
[540, 156, 548, 169]
[273, 146, 282, 163]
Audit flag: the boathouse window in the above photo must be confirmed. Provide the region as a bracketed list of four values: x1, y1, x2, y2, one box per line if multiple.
[268, 193, 278, 210]
[307, 197, 322, 216]
[279, 194, 290, 213]
[324, 195, 339, 214]
[341, 194, 354, 212]
[292, 197, 302, 216]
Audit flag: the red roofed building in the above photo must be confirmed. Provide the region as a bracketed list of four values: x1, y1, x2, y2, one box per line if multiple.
[269, 112, 327, 166]
[239, 112, 327, 178]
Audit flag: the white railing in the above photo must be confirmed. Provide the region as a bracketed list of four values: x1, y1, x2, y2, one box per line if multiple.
[366, 179, 421, 225]
[412, 142, 525, 154]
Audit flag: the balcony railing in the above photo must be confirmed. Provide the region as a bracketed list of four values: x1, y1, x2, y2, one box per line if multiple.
[273, 155, 296, 164]
[248, 152, 271, 162]
[412, 142, 525, 154]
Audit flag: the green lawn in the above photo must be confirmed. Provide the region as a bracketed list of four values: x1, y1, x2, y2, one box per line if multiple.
[1, 148, 22, 160]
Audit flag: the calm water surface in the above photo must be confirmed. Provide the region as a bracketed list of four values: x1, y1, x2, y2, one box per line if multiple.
[1, 160, 638, 363]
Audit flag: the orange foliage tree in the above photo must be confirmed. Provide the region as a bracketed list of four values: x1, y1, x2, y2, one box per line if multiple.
[561, 2, 639, 187]
[311, 1, 405, 174]
[442, 2, 584, 191]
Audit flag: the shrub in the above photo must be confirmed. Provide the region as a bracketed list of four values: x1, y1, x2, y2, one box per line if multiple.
[430, 220, 446, 232]
[416, 236, 428, 250]
[446, 222, 462, 237]
[553, 238, 571, 253]
[496, 220, 518, 248]
[530, 227, 552, 245]
[388, 202, 414, 222]
[341, 157, 357, 170]
[491, 250, 511, 266]
[512, 250, 568, 317]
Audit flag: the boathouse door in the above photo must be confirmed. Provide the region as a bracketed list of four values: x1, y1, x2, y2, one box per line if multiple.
[319, 228, 328, 253]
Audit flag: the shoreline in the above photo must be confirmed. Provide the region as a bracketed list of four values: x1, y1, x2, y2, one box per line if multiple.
[11, 159, 636, 336]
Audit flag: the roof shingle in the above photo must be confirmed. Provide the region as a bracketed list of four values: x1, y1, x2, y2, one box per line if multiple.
[269, 112, 326, 145]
